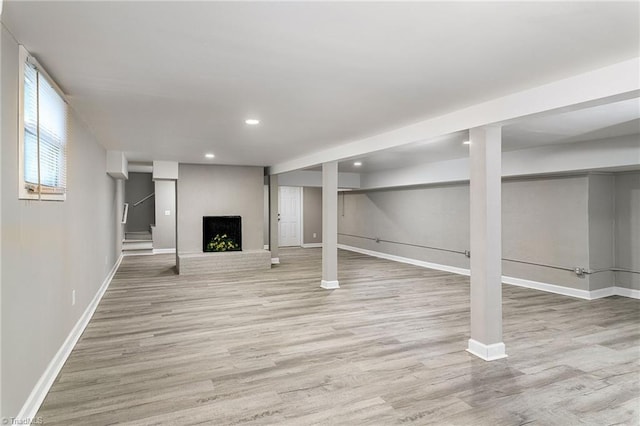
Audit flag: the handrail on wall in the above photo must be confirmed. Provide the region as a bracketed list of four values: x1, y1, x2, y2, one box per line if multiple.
[502, 258, 575, 273]
[338, 232, 467, 256]
[337, 232, 640, 276]
[133, 192, 155, 207]
[588, 267, 640, 275]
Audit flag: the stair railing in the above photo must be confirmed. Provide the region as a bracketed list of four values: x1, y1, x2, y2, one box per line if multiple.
[133, 192, 155, 207]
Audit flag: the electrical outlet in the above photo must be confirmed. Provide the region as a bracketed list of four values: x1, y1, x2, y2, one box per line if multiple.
[72, 290, 76, 306]
[313, 233, 317, 239]
[165, 210, 171, 216]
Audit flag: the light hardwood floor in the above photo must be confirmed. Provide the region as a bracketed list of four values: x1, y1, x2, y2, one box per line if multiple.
[37, 248, 639, 425]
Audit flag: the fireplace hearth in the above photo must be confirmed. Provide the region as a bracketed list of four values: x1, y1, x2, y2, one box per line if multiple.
[203, 216, 242, 252]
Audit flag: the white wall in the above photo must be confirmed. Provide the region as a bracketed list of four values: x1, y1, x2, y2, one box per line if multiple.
[1, 26, 121, 418]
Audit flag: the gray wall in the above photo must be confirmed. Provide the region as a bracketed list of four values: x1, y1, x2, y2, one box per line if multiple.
[153, 180, 176, 250]
[303, 187, 322, 244]
[587, 174, 616, 290]
[260, 185, 323, 247]
[125, 172, 155, 233]
[262, 185, 323, 247]
[339, 175, 595, 290]
[1, 26, 121, 418]
[339, 183, 471, 268]
[0, 23, 4, 414]
[177, 164, 264, 253]
[615, 172, 640, 290]
[502, 176, 590, 290]
[263, 185, 269, 247]
[278, 170, 361, 188]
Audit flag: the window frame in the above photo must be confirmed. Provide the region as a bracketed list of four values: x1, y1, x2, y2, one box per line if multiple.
[18, 45, 69, 201]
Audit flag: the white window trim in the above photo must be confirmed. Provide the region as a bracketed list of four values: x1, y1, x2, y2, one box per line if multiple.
[18, 45, 68, 201]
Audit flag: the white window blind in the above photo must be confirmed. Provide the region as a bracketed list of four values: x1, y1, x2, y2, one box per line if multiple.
[21, 53, 68, 199]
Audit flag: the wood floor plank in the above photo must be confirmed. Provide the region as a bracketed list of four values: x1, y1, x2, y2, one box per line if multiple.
[36, 248, 639, 425]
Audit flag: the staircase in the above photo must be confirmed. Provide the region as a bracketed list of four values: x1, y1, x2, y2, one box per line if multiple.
[123, 231, 153, 255]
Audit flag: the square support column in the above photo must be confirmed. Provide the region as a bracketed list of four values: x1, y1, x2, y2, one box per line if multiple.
[467, 126, 507, 361]
[321, 161, 339, 289]
[269, 174, 279, 264]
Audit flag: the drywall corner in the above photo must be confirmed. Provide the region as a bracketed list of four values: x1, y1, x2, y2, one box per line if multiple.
[303, 187, 322, 244]
[614, 172, 640, 290]
[587, 173, 616, 291]
[153, 180, 176, 250]
[153, 161, 178, 180]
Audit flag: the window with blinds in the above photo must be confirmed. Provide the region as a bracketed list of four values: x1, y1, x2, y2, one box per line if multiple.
[19, 46, 68, 200]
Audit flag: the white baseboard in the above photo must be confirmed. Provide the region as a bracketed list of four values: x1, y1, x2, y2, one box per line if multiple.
[586, 286, 616, 300]
[122, 251, 154, 256]
[153, 248, 176, 254]
[502, 276, 593, 300]
[15, 253, 123, 423]
[302, 243, 322, 248]
[271, 257, 280, 265]
[338, 244, 638, 300]
[500, 277, 640, 300]
[613, 286, 640, 299]
[338, 244, 470, 277]
[466, 339, 507, 361]
[321, 280, 340, 289]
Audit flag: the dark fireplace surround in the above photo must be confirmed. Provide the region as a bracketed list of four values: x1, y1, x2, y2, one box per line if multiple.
[203, 216, 242, 252]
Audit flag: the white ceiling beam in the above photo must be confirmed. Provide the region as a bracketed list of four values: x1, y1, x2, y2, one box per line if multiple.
[153, 161, 179, 181]
[269, 58, 640, 175]
[106, 151, 128, 180]
[359, 135, 640, 190]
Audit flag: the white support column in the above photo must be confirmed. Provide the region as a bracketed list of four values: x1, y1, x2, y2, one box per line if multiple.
[0, 22, 3, 413]
[467, 125, 507, 361]
[321, 161, 339, 289]
[269, 174, 280, 265]
[174, 181, 179, 270]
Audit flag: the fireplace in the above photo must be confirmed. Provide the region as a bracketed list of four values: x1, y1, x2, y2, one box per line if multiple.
[202, 216, 242, 252]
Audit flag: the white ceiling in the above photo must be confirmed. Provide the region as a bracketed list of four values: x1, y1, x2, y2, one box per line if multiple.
[332, 98, 640, 173]
[503, 98, 640, 150]
[2, 1, 639, 167]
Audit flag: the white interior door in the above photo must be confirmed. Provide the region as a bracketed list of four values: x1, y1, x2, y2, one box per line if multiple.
[279, 186, 301, 247]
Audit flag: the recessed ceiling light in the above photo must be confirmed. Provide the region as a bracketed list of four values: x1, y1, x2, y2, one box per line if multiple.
[354, 161, 362, 166]
[245, 119, 260, 125]
[462, 141, 471, 145]
[205, 153, 215, 159]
